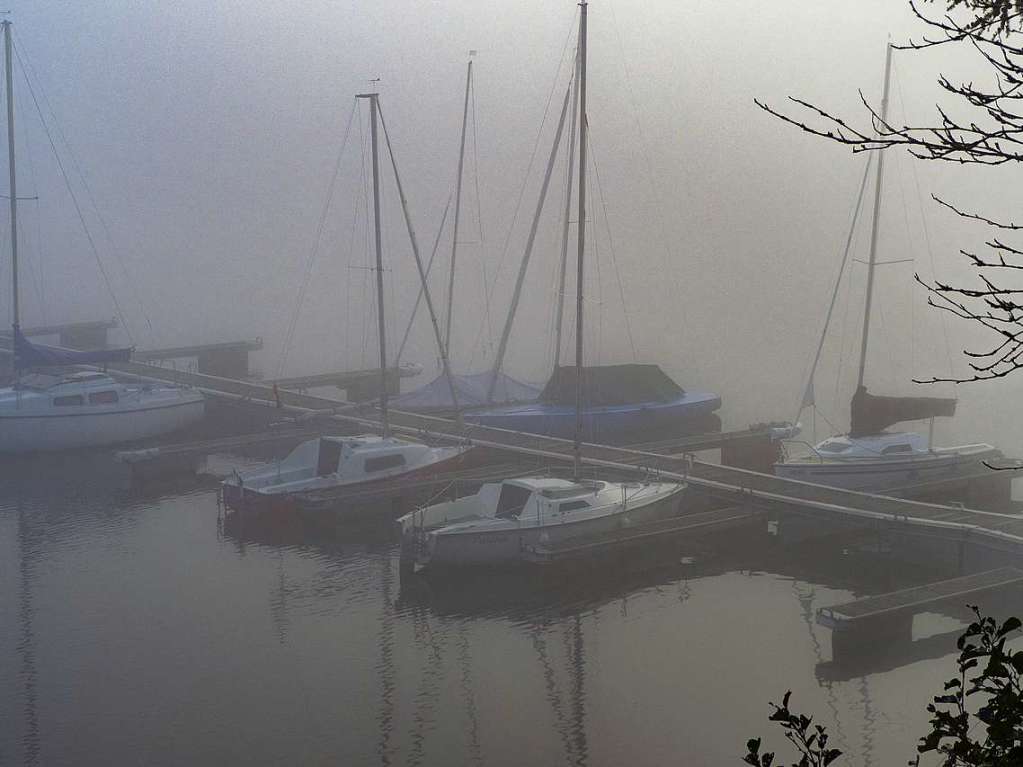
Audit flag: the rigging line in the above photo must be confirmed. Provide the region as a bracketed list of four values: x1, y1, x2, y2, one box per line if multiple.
[17, 111, 45, 323]
[377, 101, 463, 418]
[606, 0, 687, 326]
[277, 98, 357, 378]
[395, 194, 451, 366]
[11, 43, 134, 344]
[14, 35, 151, 343]
[588, 126, 637, 361]
[468, 9, 578, 369]
[796, 153, 874, 424]
[893, 65, 955, 380]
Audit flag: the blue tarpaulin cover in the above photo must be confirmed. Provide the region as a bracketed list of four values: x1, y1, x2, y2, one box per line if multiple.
[393, 371, 540, 411]
[13, 325, 133, 369]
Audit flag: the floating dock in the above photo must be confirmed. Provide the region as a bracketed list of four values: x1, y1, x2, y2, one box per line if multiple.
[816, 566, 1023, 660]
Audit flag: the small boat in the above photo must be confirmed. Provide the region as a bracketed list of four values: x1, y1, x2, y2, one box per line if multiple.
[0, 368, 204, 452]
[220, 90, 471, 512]
[398, 476, 685, 569]
[775, 429, 998, 493]
[0, 21, 204, 452]
[465, 364, 720, 441]
[221, 434, 471, 512]
[775, 42, 1001, 492]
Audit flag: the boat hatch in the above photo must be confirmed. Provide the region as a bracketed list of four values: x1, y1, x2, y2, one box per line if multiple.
[559, 500, 590, 512]
[364, 453, 406, 473]
[495, 484, 532, 519]
[881, 443, 913, 455]
[540, 481, 603, 499]
[53, 394, 84, 406]
[317, 438, 343, 476]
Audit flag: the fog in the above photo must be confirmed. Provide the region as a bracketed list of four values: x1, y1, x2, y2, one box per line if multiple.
[3, 0, 1021, 453]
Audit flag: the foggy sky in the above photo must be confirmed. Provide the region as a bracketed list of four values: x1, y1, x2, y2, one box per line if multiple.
[2, 0, 1021, 454]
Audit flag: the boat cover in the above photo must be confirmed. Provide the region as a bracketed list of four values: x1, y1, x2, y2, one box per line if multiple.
[539, 364, 686, 407]
[849, 385, 956, 437]
[13, 324, 133, 369]
[392, 371, 540, 410]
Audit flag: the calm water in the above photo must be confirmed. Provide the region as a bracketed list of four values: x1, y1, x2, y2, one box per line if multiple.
[0, 452, 986, 767]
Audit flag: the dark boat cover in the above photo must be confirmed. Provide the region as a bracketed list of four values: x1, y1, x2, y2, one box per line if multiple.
[392, 371, 541, 411]
[13, 324, 133, 369]
[539, 364, 685, 407]
[849, 385, 956, 437]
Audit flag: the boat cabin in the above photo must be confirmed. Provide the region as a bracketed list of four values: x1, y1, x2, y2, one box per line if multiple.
[814, 431, 929, 460]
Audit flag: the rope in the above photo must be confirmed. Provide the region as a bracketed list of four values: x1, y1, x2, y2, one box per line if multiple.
[894, 66, 955, 382]
[277, 99, 357, 377]
[589, 128, 637, 361]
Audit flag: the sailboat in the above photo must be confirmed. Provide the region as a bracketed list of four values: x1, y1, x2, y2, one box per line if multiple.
[0, 21, 204, 452]
[221, 92, 472, 514]
[774, 43, 1000, 492]
[397, 2, 687, 570]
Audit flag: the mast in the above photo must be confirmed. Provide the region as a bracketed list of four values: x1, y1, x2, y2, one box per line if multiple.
[358, 92, 390, 438]
[554, 48, 580, 371]
[445, 56, 473, 358]
[4, 20, 18, 335]
[573, 1, 588, 480]
[856, 41, 893, 389]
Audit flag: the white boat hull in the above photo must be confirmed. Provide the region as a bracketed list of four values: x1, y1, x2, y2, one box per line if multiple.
[421, 486, 684, 568]
[0, 397, 205, 452]
[775, 447, 1001, 493]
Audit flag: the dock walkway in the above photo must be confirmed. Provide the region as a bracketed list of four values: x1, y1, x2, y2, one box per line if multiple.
[92, 361, 1023, 557]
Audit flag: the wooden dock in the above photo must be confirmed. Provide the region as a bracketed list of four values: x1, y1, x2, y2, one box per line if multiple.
[817, 566, 1023, 631]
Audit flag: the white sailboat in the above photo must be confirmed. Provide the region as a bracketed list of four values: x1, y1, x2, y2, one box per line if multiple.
[775, 43, 1000, 492]
[0, 21, 204, 452]
[222, 92, 471, 513]
[397, 2, 687, 569]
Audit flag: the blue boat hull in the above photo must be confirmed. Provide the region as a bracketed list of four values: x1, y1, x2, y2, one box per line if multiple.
[464, 391, 722, 442]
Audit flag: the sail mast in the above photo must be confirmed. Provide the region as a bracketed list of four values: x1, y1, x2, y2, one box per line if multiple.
[856, 41, 893, 389]
[359, 92, 390, 438]
[573, 0, 588, 481]
[4, 20, 18, 334]
[445, 56, 473, 358]
[554, 47, 580, 371]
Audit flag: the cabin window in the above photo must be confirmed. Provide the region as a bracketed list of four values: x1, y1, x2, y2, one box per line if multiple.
[559, 500, 590, 513]
[53, 394, 84, 406]
[88, 390, 119, 405]
[881, 443, 912, 455]
[495, 484, 533, 519]
[317, 439, 343, 477]
[364, 453, 407, 473]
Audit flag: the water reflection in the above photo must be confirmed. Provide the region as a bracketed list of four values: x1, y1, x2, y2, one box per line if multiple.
[0, 451, 988, 766]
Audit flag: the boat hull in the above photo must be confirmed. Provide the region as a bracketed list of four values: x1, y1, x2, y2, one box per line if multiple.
[222, 446, 478, 515]
[420, 486, 685, 568]
[464, 392, 721, 441]
[774, 447, 1002, 493]
[0, 396, 205, 452]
